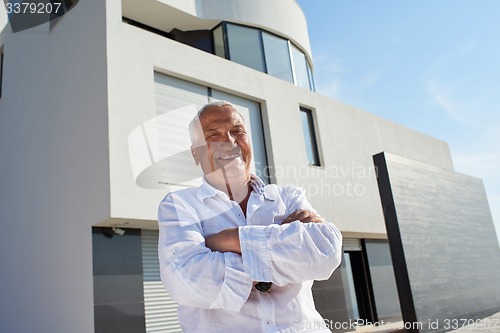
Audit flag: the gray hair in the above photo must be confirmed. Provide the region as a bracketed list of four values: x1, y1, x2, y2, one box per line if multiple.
[189, 100, 243, 146]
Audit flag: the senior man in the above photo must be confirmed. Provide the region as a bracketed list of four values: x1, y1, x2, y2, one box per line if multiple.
[158, 100, 342, 333]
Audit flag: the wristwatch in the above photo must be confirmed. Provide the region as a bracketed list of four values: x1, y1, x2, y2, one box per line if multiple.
[255, 281, 272, 293]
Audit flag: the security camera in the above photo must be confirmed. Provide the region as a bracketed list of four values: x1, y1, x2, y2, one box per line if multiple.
[112, 226, 126, 236]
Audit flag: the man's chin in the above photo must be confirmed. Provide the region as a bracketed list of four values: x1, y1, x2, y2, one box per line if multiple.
[222, 165, 248, 178]
[207, 164, 249, 180]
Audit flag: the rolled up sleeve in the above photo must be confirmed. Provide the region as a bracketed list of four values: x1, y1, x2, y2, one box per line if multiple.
[239, 221, 342, 286]
[238, 186, 343, 286]
[158, 193, 253, 312]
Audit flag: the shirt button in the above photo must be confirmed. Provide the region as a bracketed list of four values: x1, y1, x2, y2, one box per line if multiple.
[266, 320, 271, 325]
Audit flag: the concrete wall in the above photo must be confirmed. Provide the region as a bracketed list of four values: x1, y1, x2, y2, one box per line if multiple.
[105, 0, 453, 239]
[374, 152, 500, 332]
[0, 1, 109, 332]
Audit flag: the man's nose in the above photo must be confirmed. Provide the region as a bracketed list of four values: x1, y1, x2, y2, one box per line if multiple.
[222, 131, 237, 142]
[219, 132, 237, 146]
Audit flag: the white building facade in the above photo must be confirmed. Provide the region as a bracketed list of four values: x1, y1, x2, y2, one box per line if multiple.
[1, 1, 498, 332]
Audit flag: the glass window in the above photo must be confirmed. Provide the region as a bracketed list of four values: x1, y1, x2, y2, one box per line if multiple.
[212, 25, 225, 59]
[306, 61, 315, 91]
[291, 44, 311, 90]
[300, 107, 320, 166]
[365, 240, 403, 322]
[343, 252, 361, 319]
[214, 22, 314, 91]
[311, 258, 354, 325]
[262, 32, 293, 83]
[226, 23, 265, 72]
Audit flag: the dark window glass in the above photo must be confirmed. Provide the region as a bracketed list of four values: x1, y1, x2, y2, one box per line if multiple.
[226, 23, 265, 72]
[262, 32, 293, 83]
[300, 107, 320, 166]
[212, 25, 225, 58]
[170, 29, 213, 53]
[92, 228, 146, 333]
[217, 22, 314, 91]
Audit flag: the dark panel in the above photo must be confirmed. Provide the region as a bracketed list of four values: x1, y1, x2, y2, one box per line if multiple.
[350, 250, 377, 323]
[93, 274, 144, 305]
[373, 153, 418, 331]
[94, 303, 146, 333]
[92, 228, 145, 333]
[170, 29, 213, 53]
[92, 228, 143, 276]
[374, 152, 500, 332]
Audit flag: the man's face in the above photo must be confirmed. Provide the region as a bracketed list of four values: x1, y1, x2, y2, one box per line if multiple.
[191, 105, 252, 181]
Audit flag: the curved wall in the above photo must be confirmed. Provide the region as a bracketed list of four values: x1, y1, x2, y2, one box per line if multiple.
[124, 0, 313, 65]
[199, 0, 312, 65]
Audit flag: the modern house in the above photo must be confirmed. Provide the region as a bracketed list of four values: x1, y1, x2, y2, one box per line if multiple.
[0, 1, 498, 332]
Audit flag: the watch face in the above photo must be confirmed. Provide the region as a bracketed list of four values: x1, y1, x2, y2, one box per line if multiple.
[255, 282, 272, 293]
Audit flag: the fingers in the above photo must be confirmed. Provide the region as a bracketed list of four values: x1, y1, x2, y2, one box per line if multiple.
[282, 209, 325, 224]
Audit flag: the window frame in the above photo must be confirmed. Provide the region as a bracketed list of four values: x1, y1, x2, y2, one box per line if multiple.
[299, 106, 321, 167]
[0, 46, 3, 98]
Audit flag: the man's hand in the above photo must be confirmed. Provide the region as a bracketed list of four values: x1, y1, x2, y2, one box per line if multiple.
[205, 228, 241, 255]
[282, 209, 325, 224]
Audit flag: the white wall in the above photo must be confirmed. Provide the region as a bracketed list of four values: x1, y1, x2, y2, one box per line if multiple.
[0, 1, 109, 332]
[0, 5, 7, 32]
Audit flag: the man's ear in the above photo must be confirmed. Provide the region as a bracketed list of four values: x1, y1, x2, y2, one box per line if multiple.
[191, 145, 200, 165]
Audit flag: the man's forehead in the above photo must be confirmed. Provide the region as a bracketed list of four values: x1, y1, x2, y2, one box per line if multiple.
[199, 106, 245, 127]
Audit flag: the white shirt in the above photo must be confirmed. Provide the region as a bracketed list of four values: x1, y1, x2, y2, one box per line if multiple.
[158, 175, 343, 333]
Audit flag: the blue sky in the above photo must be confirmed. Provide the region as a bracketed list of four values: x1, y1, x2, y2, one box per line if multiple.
[296, 0, 500, 245]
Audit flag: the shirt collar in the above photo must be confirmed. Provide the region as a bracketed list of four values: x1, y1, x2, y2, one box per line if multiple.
[196, 174, 275, 202]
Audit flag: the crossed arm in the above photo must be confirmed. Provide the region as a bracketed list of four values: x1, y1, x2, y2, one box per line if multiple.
[158, 188, 342, 311]
[205, 209, 325, 254]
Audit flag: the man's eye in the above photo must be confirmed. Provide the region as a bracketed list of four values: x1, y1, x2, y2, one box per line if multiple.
[207, 133, 219, 138]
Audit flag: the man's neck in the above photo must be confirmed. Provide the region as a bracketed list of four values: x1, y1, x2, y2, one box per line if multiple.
[226, 180, 251, 204]
[205, 171, 251, 203]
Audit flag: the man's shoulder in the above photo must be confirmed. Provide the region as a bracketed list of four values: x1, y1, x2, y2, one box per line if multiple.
[263, 183, 305, 198]
[160, 186, 201, 203]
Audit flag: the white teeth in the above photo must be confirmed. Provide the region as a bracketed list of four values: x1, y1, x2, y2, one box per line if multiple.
[219, 154, 240, 160]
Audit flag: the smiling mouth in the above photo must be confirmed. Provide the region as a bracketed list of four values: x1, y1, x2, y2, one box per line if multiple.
[217, 154, 241, 160]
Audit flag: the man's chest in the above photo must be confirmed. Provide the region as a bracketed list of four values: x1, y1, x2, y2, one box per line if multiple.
[197, 196, 288, 236]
